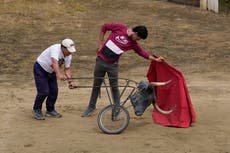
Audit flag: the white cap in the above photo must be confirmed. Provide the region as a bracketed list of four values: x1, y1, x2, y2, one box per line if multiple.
[61, 38, 76, 53]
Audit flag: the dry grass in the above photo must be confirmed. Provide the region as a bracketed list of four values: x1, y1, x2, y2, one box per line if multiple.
[0, 0, 86, 78]
[0, 0, 229, 83]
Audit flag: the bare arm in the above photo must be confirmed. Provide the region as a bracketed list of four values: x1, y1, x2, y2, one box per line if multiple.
[64, 67, 71, 78]
[65, 67, 77, 89]
[97, 31, 106, 52]
[51, 58, 67, 81]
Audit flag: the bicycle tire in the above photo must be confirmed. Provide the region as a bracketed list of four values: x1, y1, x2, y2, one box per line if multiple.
[97, 105, 130, 134]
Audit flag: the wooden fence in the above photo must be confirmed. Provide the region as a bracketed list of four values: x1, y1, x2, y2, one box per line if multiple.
[200, 0, 219, 13]
[168, 0, 220, 13]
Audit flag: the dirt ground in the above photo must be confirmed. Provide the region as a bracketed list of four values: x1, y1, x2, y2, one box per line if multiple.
[0, 0, 230, 153]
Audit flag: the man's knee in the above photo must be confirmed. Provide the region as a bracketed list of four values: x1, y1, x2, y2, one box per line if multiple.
[38, 90, 49, 97]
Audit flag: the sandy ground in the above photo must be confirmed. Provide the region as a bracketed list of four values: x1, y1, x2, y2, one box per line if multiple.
[0, 0, 230, 153]
[0, 72, 230, 153]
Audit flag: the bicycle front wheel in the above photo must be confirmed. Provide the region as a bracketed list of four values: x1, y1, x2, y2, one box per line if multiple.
[97, 105, 130, 134]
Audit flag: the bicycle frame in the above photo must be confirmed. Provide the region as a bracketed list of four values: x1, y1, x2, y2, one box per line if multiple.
[69, 77, 138, 107]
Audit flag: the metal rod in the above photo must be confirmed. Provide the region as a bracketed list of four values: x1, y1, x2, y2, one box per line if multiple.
[68, 77, 139, 106]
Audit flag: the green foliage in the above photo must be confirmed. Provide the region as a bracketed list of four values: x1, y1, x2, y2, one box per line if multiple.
[219, 0, 230, 13]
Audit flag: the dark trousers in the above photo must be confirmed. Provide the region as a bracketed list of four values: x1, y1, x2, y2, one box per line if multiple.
[88, 57, 120, 109]
[33, 62, 58, 111]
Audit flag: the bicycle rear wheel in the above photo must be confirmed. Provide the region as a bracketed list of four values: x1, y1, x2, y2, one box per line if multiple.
[97, 105, 130, 134]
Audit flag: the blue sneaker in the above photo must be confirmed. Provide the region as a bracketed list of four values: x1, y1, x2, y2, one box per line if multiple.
[81, 107, 95, 117]
[45, 110, 62, 118]
[32, 109, 45, 120]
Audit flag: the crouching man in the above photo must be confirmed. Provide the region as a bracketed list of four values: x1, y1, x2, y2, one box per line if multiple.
[32, 38, 76, 120]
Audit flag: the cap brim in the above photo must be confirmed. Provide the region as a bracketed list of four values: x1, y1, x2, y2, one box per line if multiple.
[67, 46, 76, 53]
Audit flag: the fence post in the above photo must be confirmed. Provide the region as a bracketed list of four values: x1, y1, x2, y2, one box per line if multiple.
[200, 0, 207, 10]
[207, 0, 219, 13]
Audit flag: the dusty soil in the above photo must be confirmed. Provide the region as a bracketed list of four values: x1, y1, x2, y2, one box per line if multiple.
[0, 0, 230, 153]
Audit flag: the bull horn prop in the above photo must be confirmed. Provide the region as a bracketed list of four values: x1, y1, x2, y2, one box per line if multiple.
[154, 103, 176, 115]
[149, 80, 172, 86]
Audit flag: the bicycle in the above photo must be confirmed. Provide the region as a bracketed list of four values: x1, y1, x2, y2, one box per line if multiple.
[69, 77, 175, 134]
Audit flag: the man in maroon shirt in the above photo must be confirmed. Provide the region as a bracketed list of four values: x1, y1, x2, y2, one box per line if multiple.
[81, 23, 164, 117]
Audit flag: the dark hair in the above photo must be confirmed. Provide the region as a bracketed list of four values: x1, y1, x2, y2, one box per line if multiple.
[61, 44, 65, 48]
[132, 25, 148, 39]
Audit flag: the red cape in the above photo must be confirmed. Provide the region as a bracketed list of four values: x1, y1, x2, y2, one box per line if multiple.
[147, 60, 196, 128]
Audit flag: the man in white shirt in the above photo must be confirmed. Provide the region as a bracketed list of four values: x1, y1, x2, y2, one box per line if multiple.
[33, 38, 76, 120]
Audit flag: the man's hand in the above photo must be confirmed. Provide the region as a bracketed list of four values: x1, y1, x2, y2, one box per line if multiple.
[96, 43, 103, 53]
[68, 80, 77, 89]
[58, 74, 67, 81]
[155, 56, 165, 62]
[149, 55, 165, 62]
